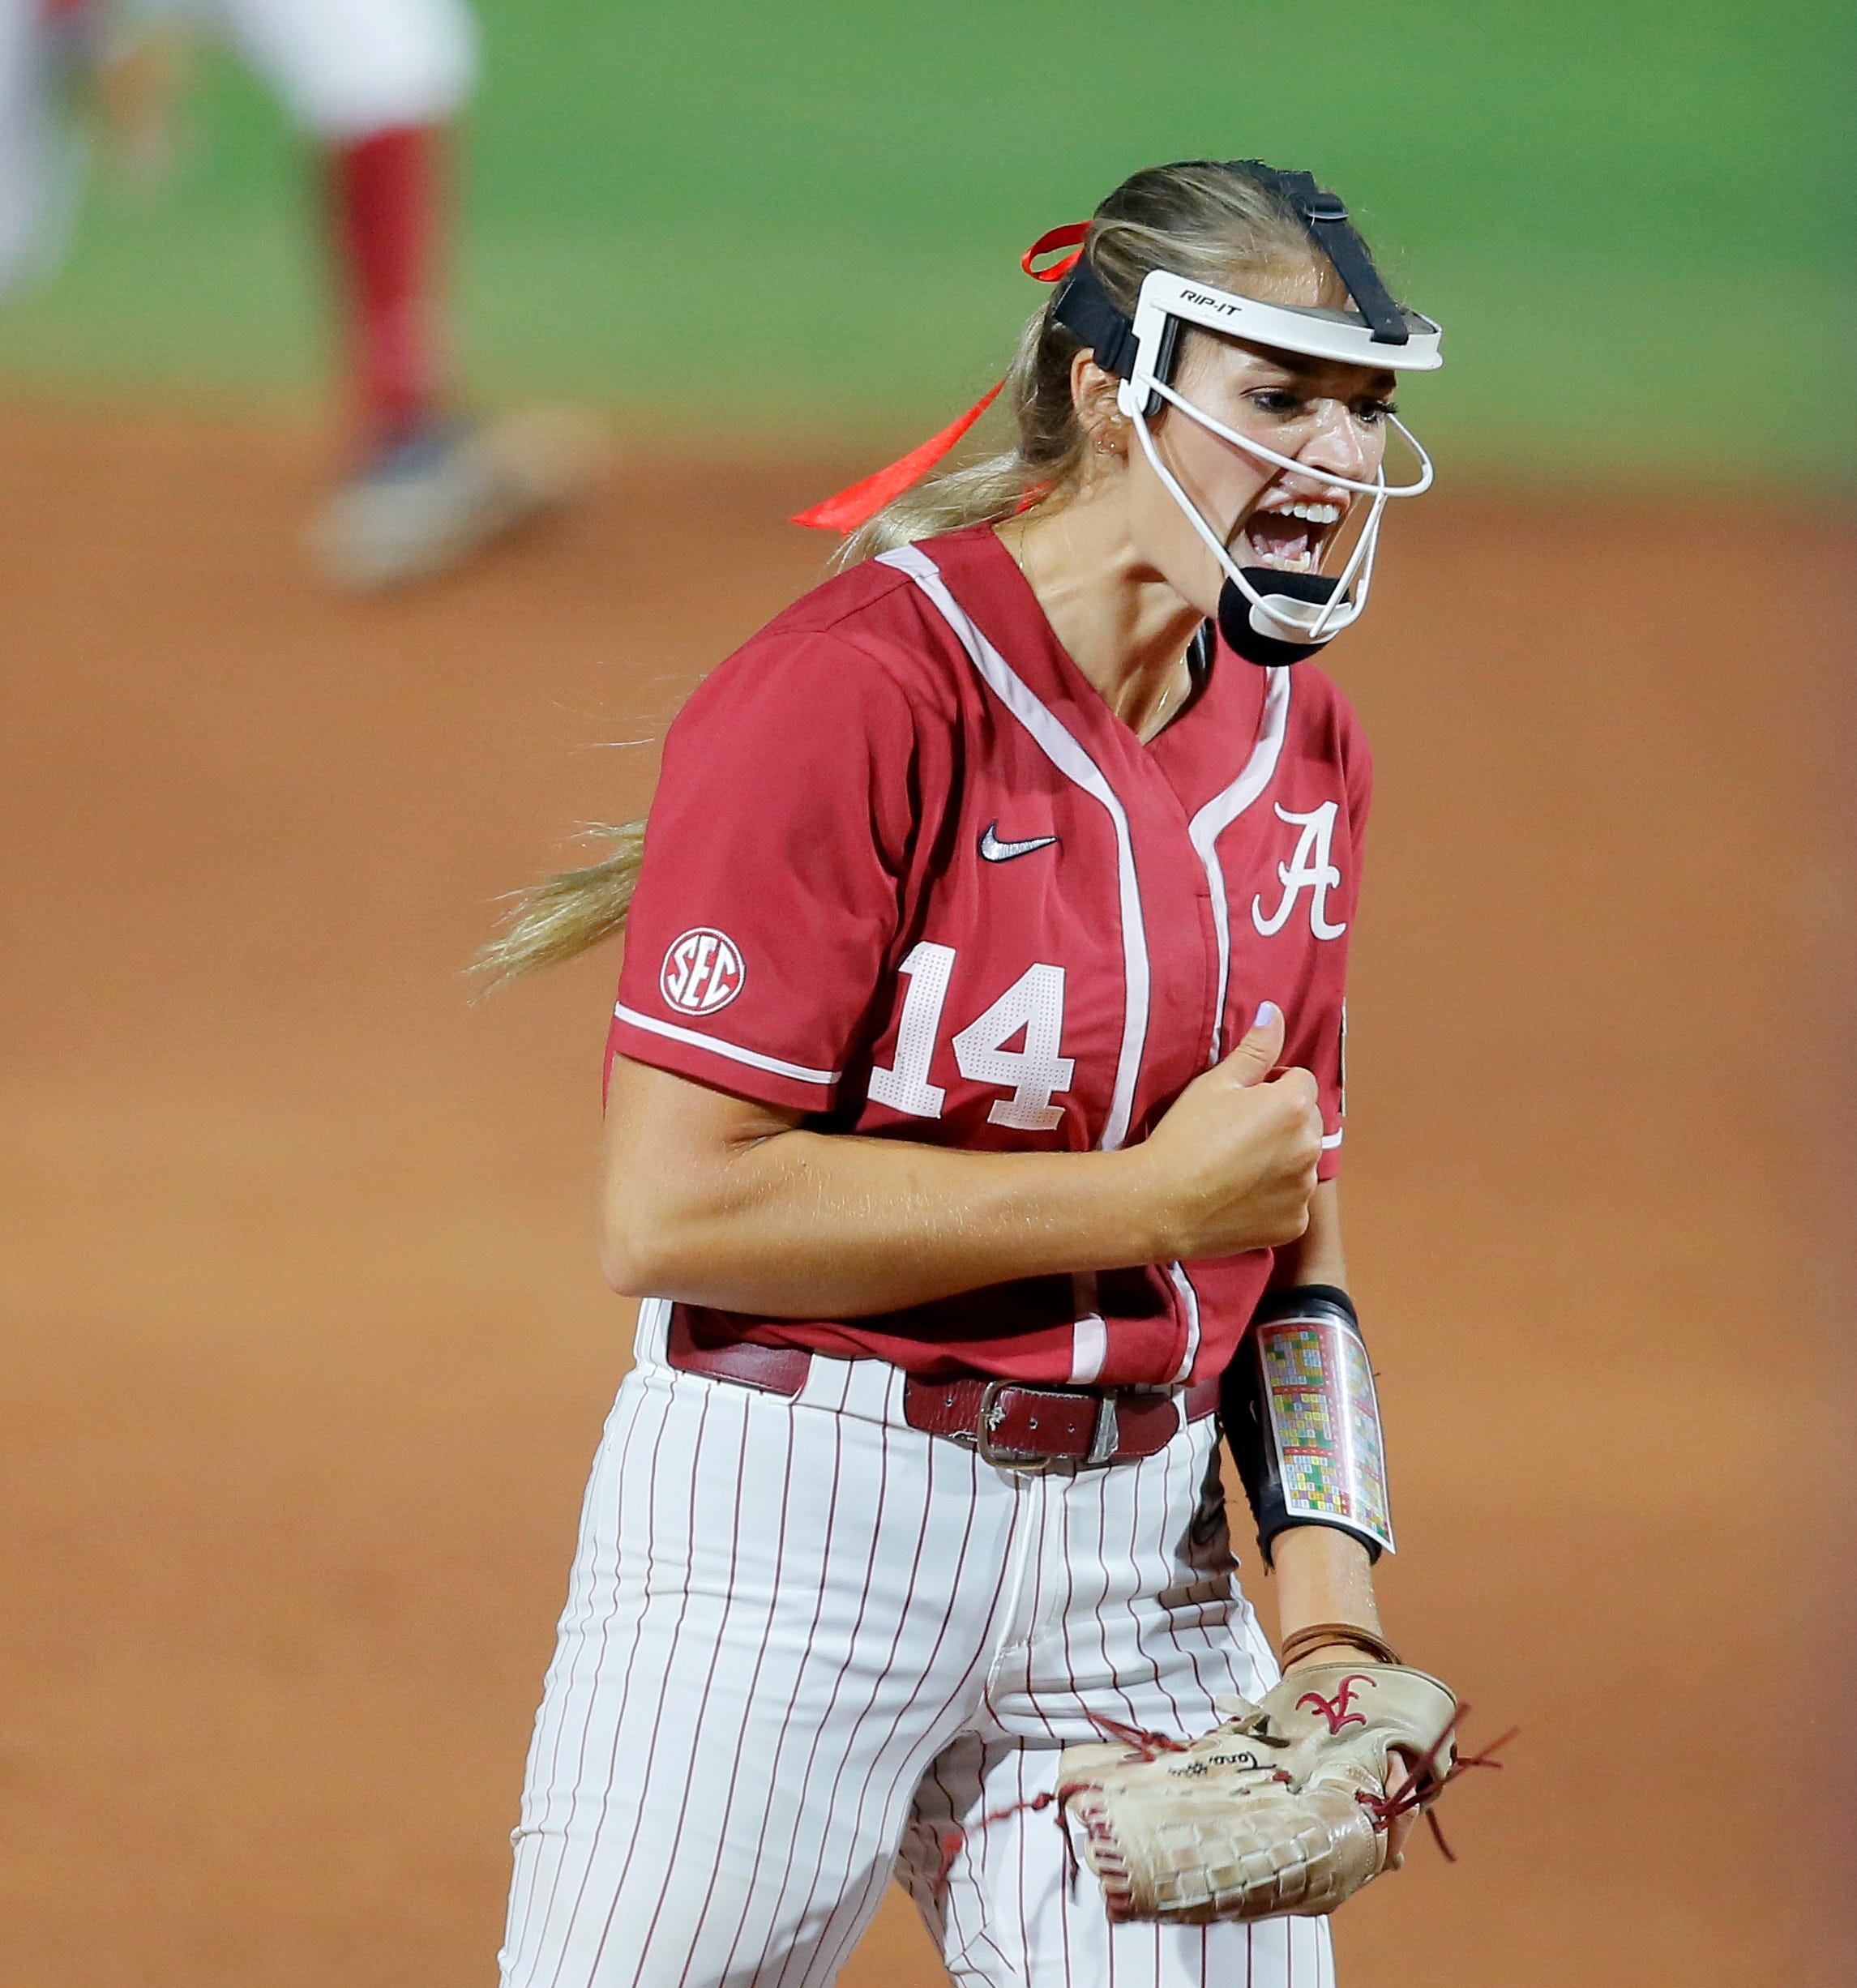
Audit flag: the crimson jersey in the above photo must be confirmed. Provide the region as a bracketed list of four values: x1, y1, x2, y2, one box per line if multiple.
[606, 525, 1371, 1388]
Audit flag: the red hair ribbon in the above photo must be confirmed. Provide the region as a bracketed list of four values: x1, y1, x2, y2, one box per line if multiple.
[1021, 222, 1090, 283]
[790, 221, 1091, 533]
[790, 379, 1004, 533]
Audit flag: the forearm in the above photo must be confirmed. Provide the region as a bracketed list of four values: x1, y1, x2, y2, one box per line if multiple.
[601, 1015, 1319, 1318]
[604, 1120, 1166, 1316]
[1270, 1523, 1384, 1649]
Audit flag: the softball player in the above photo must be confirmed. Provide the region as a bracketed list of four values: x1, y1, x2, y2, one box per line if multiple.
[0, 0, 583, 586]
[486, 157, 1446, 1988]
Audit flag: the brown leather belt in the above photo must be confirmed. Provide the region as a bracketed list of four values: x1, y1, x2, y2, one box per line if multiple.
[665, 1309, 1220, 1469]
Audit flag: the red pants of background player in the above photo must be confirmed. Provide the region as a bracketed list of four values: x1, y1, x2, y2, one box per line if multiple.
[328, 122, 447, 451]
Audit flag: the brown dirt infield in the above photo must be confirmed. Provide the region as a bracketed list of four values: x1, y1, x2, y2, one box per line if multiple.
[0, 404, 1850, 1986]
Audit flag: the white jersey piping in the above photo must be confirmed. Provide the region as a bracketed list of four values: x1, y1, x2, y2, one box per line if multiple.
[1164, 1262, 1203, 1385]
[1068, 1275, 1109, 1387]
[612, 1002, 839, 1089]
[1185, 666, 1294, 1064]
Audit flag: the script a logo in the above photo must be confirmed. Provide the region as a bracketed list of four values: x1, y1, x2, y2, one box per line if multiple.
[1295, 1672, 1376, 1735]
[660, 928, 746, 1015]
[1252, 801, 1347, 941]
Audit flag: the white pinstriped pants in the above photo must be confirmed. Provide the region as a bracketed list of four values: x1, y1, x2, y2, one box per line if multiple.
[498, 1299, 1336, 1988]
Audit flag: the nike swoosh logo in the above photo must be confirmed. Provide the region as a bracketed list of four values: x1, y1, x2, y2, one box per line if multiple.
[978, 822, 1059, 863]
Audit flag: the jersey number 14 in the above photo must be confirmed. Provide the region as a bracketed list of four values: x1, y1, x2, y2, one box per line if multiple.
[867, 942, 1075, 1130]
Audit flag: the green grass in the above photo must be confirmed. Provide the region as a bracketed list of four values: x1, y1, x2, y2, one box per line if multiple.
[2, 0, 1849, 475]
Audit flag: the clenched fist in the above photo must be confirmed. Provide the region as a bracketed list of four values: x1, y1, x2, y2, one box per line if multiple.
[1134, 1001, 1324, 1259]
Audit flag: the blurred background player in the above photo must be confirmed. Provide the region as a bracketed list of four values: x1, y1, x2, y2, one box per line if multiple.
[0, 0, 595, 588]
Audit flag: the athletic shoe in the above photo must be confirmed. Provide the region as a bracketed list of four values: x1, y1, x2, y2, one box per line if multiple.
[310, 407, 605, 591]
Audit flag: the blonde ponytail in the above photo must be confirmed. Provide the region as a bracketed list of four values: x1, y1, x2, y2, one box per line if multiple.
[483, 160, 1352, 985]
[471, 819, 645, 994]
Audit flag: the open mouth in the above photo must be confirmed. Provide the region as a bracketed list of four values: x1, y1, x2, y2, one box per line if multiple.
[1238, 496, 1346, 575]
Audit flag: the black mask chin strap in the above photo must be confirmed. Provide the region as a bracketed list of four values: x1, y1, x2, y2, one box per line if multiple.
[1217, 570, 1346, 669]
[1226, 161, 1409, 346]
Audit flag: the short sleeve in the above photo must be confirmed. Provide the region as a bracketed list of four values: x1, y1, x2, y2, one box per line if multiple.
[1314, 724, 1372, 1182]
[608, 632, 918, 1114]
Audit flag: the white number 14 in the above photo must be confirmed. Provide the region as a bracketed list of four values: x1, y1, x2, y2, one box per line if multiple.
[867, 942, 1075, 1129]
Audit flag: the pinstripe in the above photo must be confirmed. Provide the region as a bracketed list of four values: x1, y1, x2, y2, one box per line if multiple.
[785, 1445, 998, 1988]
[775, 1391, 1004, 1986]
[623, 1399, 755, 1980]
[513, 1394, 643, 1943]
[668, 1395, 797, 1988]
[1153, 1433, 1219, 1712]
[1089, 1465, 1144, 1726]
[1106, 1861, 1119, 1988]
[1058, 1765, 1075, 1988]
[916, 1747, 979, 1969]
[502, 1377, 652, 1955]
[931, 1742, 1024, 1988]
[516, 1372, 678, 1980]
[1205, 1430, 1261, 1698]
[1051, 1467, 1084, 1741]
[960, 1742, 1009, 1988]
[805, 1449, 1008, 1988]
[1123, 1442, 1187, 1733]
[759, 1415, 896, 1986]
[500, 552, 1348, 1988]
[545, 1380, 716, 1981]
[789, 1432, 942, 1983]
[1020, 1473, 1061, 1740]
[708, 1402, 850, 1986]
[1012, 1748, 1033, 1988]
[774, 1426, 939, 1988]
[805, 1680, 1000, 1988]
[1164, 1434, 1222, 1719]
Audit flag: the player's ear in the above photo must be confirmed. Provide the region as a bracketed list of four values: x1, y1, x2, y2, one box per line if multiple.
[1068, 352, 1123, 432]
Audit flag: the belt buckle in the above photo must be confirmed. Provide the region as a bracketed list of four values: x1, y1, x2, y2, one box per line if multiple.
[973, 1379, 1050, 1470]
[973, 1379, 1120, 1471]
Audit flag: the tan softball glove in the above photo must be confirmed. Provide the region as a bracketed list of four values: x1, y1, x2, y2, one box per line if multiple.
[1056, 1663, 1466, 1924]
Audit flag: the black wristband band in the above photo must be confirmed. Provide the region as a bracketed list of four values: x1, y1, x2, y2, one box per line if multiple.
[1221, 1283, 1389, 1567]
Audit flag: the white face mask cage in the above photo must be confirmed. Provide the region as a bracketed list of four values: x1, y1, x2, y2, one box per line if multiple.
[1116, 269, 1441, 652]
[1051, 220, 1445, 662]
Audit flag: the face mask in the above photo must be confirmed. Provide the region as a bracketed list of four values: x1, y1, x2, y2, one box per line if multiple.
[1050, 165, 1444, 666]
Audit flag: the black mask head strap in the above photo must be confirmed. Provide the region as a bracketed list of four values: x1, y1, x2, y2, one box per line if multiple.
[1048, 254, 1140, 381]
[1226, 160, 1409, 346]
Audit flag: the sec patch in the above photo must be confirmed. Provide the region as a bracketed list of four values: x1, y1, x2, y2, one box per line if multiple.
[660, 927, 746, 1015]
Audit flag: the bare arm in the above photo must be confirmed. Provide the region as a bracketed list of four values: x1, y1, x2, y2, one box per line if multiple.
[599, 1003, 1323, 1315]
